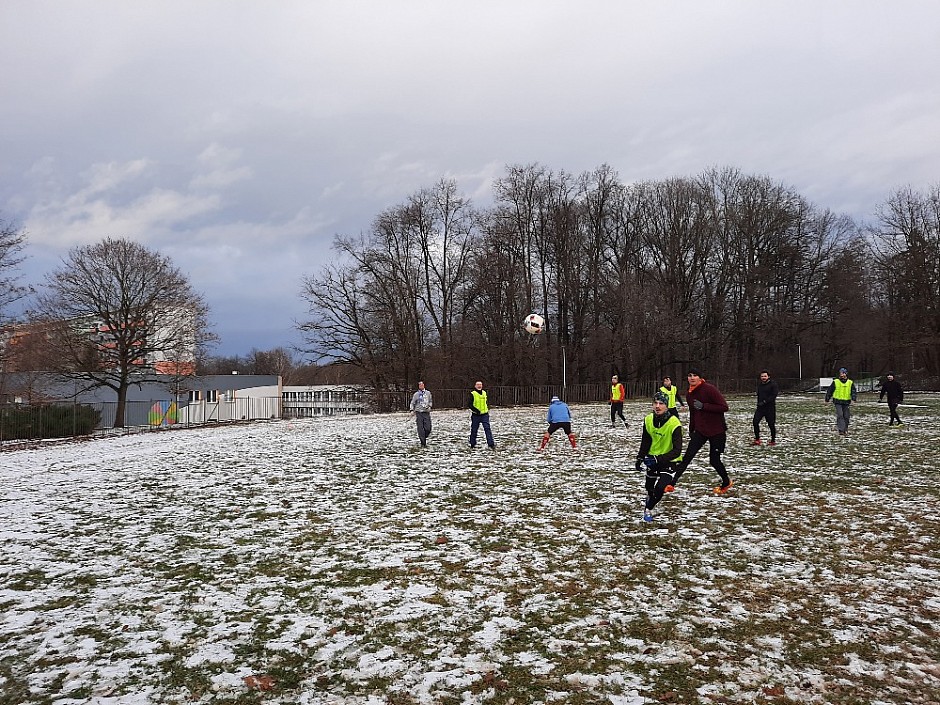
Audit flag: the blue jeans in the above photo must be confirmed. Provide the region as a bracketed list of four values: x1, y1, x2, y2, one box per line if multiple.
[469, 413, 495, 448]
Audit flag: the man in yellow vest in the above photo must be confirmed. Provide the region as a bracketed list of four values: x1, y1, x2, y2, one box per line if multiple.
[467, 380, 496, 449]
[659, 375, 685, 419]
[634, 391, 683, 522]
[610, 374, 628, 428]
[825, 367, 857, 436]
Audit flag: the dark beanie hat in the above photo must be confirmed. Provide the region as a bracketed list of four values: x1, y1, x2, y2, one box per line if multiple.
[688, 367, 702, 377]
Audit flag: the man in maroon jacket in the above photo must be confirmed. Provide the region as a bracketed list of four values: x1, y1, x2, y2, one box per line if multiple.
[672, 368, 733, 494]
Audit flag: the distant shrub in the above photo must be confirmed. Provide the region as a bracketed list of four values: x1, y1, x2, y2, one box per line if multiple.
[0, 404, 102, 441]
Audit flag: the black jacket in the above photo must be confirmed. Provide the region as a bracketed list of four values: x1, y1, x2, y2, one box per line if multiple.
[756, 379, 779, 408]
[879, 379, 904, 405]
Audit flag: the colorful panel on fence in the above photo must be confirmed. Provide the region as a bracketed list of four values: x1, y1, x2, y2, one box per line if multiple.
[149, 401, 178, 426]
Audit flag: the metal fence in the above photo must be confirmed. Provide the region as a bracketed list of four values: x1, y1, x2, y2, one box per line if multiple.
[5, 374, 937, 448]
[365, 383, 613, 413]
[364, 374, 940, 412]
[365, 378, 823, 413]
[0, 397, 283, 447]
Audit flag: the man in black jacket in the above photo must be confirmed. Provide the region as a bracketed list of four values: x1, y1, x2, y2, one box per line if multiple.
[753, 370, 779, 445]
[879, 372, 904, 426]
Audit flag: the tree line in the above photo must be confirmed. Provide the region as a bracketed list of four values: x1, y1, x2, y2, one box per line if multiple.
[1, 164, 938, 428]
[299, 164, 940, 393]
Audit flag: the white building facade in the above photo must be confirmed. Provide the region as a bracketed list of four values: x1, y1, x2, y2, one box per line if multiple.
[281, 385, 366, 418]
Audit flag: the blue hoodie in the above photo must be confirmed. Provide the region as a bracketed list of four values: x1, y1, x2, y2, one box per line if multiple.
[547, 398, 572, 423]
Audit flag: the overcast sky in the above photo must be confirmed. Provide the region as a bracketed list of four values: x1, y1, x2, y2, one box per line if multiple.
[2, 1, 938, 356]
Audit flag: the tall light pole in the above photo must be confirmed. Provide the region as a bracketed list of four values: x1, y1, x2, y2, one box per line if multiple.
[562, 345, 567, 400]
[797, 344, 802, 381]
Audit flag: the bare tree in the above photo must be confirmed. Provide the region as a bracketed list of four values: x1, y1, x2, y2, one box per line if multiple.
[411, 179, 478, 363]
[596, 180, 651, 385]
[869, 184, 940, 375]
[298, 164, 926, 391]
[0, 217, 28, 320]
[300, 252, 389, 389]
[817, 236, 876, 375]
[301, 182, 480, 390]
[0, 218, 30, 403]
[31, 238, 215, 427]
[197, 354, 248, 375]
[246, 346, 297, 383]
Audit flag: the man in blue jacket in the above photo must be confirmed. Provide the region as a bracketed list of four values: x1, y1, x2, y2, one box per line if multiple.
[539, 396, 577, 450]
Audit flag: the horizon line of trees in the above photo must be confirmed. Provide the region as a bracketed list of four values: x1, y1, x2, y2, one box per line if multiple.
[299, 164, 940, 393]
[2, 163, 938, 422]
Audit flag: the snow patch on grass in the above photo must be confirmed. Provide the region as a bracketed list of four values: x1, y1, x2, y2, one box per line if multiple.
[1, 395, 939, 703]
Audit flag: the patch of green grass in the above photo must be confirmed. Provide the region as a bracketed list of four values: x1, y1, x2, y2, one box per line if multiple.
[4, 396, 940, 704]
[4, 569, 49, 591]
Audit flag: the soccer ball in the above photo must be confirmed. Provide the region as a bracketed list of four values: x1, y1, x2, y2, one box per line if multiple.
[523, 313, 545, 335]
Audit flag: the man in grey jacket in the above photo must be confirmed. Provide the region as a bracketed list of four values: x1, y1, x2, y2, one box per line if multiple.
[409, 381, 433, 447]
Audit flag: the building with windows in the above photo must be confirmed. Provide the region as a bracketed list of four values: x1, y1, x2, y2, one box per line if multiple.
[2, 306, 198, 376]
[281, 385, 366, 417]
[0, 372, 282, 428]
[174, 374, 281, 423]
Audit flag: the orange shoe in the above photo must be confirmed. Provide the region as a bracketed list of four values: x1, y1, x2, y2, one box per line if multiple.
[713, 480, 734, 495]
[664, 485, 675, 493]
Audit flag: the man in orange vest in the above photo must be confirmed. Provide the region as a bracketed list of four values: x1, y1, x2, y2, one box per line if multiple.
[610, 374, 628, 428]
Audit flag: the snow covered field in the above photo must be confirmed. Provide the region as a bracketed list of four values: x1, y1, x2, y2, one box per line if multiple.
[1, 395, 939, 704]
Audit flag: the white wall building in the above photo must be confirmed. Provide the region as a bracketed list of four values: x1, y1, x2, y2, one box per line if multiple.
[175, 374, 282, 424]
[282, 385, 366, 418]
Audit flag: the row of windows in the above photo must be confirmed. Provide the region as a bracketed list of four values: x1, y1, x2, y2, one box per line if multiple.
[188, 390, 233, 402]
[183, 391, 364, 404]
[285, 407, 363, 417]
[283, 391, 363, 402]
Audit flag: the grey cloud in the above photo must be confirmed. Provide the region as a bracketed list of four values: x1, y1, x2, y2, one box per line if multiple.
[2, 1, 939, 354]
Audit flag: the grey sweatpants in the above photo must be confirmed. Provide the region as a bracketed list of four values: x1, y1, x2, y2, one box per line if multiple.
[834, 402, 851, 433]
[415, 411, 432, 446]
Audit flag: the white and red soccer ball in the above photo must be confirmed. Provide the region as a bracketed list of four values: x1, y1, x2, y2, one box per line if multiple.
[523, 313, 545, 335]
